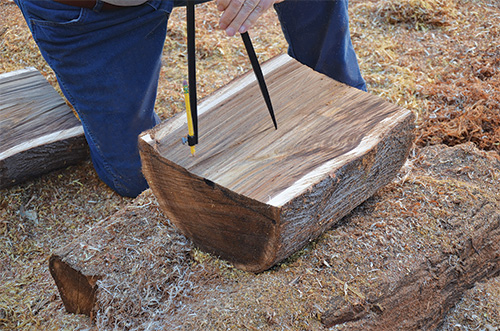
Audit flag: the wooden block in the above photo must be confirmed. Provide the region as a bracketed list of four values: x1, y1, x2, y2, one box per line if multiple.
[0, 68, 88, 188]
[139, 54, 416, 272]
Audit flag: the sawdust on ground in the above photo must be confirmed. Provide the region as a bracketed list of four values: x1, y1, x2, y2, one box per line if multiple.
[1, 0, 500, 329]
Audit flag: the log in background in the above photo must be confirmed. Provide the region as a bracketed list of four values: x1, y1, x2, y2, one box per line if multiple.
[0, 68, 88, 188]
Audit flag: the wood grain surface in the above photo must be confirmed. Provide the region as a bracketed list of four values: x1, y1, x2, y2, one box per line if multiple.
[0, 68, 88, 188]
[140, 54, 415, 271]
[146, 55, 406, 205]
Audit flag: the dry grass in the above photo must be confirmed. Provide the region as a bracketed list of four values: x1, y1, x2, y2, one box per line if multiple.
[1, 0, 500, 329]
[351, 0, 500, 155]
[376, 0, 459, 28]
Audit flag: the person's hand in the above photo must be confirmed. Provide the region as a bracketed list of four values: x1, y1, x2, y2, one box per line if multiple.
[216, 0, 284, 36]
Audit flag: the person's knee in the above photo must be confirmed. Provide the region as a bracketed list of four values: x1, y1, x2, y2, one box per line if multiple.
[96, 162, 149, 198]
[109, 175, 149, 198]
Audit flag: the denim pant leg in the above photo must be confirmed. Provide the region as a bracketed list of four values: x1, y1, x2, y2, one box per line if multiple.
[14, 0, 173, 197]
[274, 0, 367, 91]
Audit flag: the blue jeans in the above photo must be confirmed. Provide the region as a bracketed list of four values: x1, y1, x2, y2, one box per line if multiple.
[15, 0, 366, 197]
[275, 0, 366, 91]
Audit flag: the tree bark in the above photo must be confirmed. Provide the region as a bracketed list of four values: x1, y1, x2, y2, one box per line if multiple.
[321, 144, 500, 330]
[48, 144, 500, 329]
[0, 68, 88, 188]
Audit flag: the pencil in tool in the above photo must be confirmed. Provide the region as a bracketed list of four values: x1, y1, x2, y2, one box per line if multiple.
[182, 80, 196, 156]
[186, 0, 198, 147]
[241, 32, 277, 130]
[184, 2, 277, 154]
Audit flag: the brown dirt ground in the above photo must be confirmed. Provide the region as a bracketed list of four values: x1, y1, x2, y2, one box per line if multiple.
[1, 0, 499, 330]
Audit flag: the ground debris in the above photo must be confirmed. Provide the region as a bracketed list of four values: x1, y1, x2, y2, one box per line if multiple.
[2, 0, 500, 329]
[42, 143, 500, 331]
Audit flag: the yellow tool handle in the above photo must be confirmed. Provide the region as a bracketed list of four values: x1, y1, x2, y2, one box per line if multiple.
[183, 81, 195, 155]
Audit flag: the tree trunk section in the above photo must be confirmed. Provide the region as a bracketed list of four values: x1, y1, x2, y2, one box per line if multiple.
[139, 54, 415, 272]
[0, 68, 88, 188]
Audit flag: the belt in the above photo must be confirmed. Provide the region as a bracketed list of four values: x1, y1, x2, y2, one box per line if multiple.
[53, 0, 127, 10]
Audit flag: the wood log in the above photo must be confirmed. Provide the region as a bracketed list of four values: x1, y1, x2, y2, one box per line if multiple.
[0, 68, 88, 188]
[47, 143, 500, 329]
[320, 143, 500, 330]
[48, 191, 188, 317]
[139, 54, 416, 272]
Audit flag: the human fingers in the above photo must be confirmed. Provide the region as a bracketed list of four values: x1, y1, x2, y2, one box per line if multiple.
[235, 0, 275, 35]
[216, 0, 231, 12]
[218, 0, 256, 36]
[217, 0, 272, 37]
